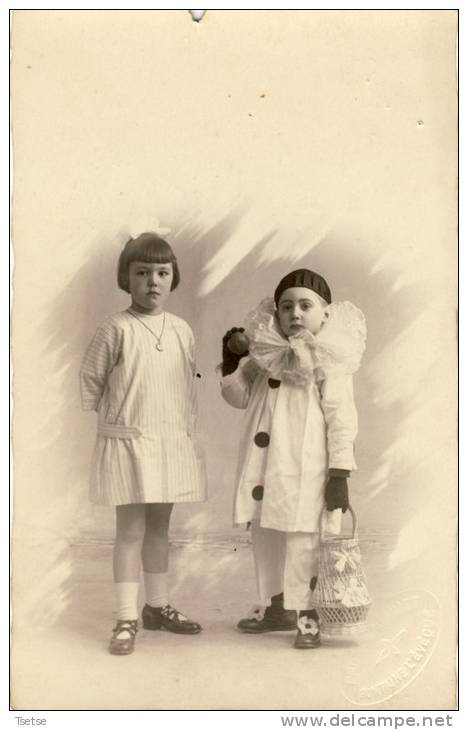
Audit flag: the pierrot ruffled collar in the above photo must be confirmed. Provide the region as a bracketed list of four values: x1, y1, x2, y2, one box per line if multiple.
[243, 297, 367, 386]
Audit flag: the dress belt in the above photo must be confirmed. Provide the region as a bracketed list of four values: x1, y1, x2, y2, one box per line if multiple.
[98, 423, 142, 439]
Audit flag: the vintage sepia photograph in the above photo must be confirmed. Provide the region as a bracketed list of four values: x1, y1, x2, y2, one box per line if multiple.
[10, 9, 458, 713]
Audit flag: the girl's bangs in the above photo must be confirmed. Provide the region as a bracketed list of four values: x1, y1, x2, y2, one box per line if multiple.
[129, 238, 175, 264]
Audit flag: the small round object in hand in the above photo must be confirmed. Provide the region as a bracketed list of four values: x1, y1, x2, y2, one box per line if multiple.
[227, 331, 250, 355]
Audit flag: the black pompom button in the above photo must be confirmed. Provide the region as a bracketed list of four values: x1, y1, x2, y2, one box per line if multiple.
[254, 432, 270, 448]
[268, 378, 281, 389]
[252, 485, 264, 501]
[310, 576, 318, 592]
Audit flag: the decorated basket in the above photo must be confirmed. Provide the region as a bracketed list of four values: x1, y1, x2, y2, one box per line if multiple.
[314, 506, 371, 637]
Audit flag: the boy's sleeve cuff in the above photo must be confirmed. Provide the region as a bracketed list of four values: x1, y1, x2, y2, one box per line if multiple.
[216, 362, 237, 384]
[216, 358, 250, 385]
[328, 468, 351, 478]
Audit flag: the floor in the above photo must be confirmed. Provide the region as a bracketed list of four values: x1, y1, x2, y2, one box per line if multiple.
[11, 533, 456, 711]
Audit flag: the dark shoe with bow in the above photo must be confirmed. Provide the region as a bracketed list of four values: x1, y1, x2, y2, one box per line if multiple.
[237, 592, 297, 633]
[294, 610, 321, 649]
[142, 603, 202, 634]
[109, 619, 138, 655]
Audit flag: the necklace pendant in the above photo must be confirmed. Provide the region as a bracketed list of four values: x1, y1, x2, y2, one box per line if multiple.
[156, 344, 164, 352]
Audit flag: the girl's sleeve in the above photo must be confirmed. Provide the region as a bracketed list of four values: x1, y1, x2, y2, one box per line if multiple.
[186, 326, 197, 376]
[319, 372, 358, 470]
[218, 357, 258, 410]
[79, 321, 122, 411]
[186, 326, 199, 436]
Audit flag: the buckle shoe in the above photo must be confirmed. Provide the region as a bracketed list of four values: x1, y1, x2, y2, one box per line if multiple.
[109, 619, 138, 655]
[142, 603, 202, 634]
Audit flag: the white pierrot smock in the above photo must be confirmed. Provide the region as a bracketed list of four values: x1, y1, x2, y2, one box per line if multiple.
[220, 298, 366, 533]
[80, 309, 207, 505]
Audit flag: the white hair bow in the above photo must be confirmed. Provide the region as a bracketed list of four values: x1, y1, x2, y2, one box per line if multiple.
[127, 218, 171, 239]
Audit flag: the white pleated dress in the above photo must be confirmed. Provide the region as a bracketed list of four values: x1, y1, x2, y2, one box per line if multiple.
[80, 309, 207, 505]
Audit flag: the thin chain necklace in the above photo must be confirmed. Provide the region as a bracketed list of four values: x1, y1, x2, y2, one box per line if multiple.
[128, 309, 166, 351]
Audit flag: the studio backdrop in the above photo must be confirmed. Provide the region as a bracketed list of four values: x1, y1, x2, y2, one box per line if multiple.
[11, 10, 457, 709]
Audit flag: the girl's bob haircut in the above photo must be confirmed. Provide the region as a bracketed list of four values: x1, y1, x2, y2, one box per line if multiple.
[118, 232, 180, 293]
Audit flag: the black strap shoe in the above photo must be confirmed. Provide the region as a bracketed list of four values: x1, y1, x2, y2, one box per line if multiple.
[142, 604, 202, 634]
[109, 619, 138, 655]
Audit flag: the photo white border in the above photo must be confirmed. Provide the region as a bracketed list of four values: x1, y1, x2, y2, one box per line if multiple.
[5, 4, 461, 727]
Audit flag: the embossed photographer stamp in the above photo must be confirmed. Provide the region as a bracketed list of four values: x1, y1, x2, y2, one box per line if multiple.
[342, 589, 440, 706]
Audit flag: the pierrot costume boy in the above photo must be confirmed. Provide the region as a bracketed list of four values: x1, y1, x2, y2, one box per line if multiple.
[219, 269, 366, 648]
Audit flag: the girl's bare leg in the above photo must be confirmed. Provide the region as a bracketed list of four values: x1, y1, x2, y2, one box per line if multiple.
[141, 503, 173, 608]
[141, 503, 174, 573]
[112, 504, 146, 629]
[113, 504, 147, 582]
[140, 503, 202, 632]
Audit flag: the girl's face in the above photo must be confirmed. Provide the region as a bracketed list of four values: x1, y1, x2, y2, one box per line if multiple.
[128, 261, 174, 314]
[277, 287, 327, 337]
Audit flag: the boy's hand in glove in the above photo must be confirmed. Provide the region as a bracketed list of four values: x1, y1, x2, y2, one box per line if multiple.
[222, 327, 249, 376]
[325, 472, 349, 513]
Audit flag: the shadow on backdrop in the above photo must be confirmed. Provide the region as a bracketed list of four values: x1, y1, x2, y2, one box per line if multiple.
[18, 210, 442, 636]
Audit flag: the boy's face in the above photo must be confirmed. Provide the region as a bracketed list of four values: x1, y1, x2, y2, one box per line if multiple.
[277, 287, 327, 337]
[128, 261, 174, 314]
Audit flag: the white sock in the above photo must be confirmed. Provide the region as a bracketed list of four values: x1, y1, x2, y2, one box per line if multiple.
[143, 571, 169, 608]
[115, 581, 139, 622]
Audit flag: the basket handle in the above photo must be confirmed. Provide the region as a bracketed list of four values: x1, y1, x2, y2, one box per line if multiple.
[319, 504, 358, 539]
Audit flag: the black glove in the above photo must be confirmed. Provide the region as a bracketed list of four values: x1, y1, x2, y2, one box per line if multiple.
[222, 327, 249, 376]
[325, 476, 349, 513]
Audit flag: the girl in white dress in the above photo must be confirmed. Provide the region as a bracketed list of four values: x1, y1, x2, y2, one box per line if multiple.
[80, 232, 207, 654]
[219, 269, 366, 649]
